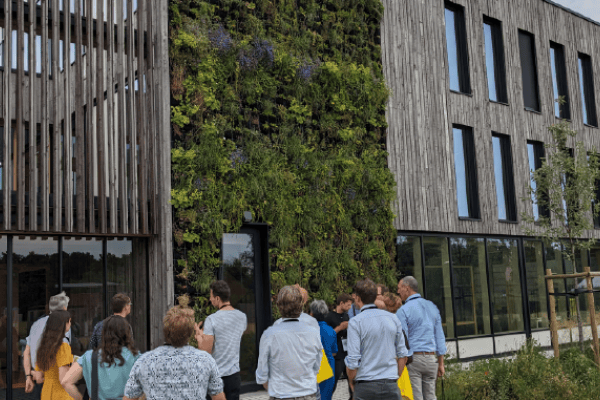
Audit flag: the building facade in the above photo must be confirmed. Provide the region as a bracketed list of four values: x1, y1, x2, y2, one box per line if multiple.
[381, 0, 600, 360]
[0, 1, 171, 398]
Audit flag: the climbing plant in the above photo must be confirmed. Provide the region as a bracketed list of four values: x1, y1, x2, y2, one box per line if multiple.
[169, 0, 398, 313]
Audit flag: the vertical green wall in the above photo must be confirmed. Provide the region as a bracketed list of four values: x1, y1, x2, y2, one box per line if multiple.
[170, 0, 398, 310]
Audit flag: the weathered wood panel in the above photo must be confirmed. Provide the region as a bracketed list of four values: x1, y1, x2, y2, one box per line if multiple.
[382, 0, 600, 239]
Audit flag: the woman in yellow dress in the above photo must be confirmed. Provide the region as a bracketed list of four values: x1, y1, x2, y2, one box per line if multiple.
[35, 310, 74, 400]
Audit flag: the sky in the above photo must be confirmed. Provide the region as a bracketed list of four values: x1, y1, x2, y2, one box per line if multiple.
[551, 0, 600, 23]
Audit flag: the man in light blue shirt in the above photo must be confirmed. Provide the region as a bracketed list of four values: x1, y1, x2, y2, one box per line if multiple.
[345, 279, 408, 400]
[256, 285, 322, 400]
[397, 276, 447, 400]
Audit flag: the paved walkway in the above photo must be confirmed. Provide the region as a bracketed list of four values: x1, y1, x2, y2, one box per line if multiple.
[241, 380, 351, 400]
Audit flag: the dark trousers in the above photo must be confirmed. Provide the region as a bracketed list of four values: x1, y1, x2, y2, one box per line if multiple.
[353, 379, 401, 400]
[206, 372, 241, 400]
[332, 358, 353, 400]
[33, 382, 43, 399]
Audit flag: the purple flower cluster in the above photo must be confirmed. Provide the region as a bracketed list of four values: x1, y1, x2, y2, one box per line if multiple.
[230, 148, 248, 168]
[238, 39, 274, 70]
[208, 25, 233, 53]
[297, 58, 320, 81]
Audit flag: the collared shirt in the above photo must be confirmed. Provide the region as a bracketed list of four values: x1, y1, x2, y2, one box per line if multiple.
[26, 315, 71, 369]
[347, 304, 361, 319]
[273, 312, 320, 331]
[345, 304, 408, 381]
[204, 309, 248, 377]
[124, 345, 223, 400]
[396, 294, 447, 357]
[256, 318, 322, 399]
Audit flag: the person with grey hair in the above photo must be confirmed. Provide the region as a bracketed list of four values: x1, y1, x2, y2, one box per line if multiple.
[256, 286, 322, 400]
[310, 300, 337, 400]
[397, 276, 447, 400]
[23, 291, 72, 398]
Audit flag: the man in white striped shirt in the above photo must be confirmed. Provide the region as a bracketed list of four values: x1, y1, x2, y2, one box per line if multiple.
[199, 281, 248, 400]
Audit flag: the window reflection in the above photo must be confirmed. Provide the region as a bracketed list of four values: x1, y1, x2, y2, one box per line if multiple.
[484, 23, 497, 101]
[62, 238, 103, 355]
[423, 237, 454, 338]
[11, 236, 59, 398]
[564, 248, 590, 325]
[524, 241, 549, 329]
[450, 238, 491, 337]
[222, 233, 256, 383]
[487, 239, 524, 333]
[396, 236, 423, 293]
[545, 243, 568, 324]
[445, 8, 460, 92]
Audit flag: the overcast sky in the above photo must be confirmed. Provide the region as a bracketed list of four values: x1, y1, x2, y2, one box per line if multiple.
[551, 0, 600, 22]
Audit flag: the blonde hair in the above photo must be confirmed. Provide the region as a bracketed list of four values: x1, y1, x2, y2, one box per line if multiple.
[163, 306, 195, 347]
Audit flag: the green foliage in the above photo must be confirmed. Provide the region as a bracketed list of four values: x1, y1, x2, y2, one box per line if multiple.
[170, 0, 397, 313]
[439, 343, 600, 399]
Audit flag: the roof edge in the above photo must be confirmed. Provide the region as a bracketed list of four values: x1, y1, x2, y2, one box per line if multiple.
[542, 0, 600, 27]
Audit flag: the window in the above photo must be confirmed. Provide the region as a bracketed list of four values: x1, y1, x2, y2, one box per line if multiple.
[445, 2, 471, 94]
[396, 236, 424, 292]
[483, 17, 507, 103]
[487, 238, 524, 333]
[453, 126, 480, 219]
[523, 241, 549, 329]
[578, 53, 598, 127]
[492, 133, 517, 221]
[527, 141, 549, 220]
[423, 236, 454, 338]
[450, 237, 492, 337]
[550, 42, 570, 119]
[518, 30, 540, 111]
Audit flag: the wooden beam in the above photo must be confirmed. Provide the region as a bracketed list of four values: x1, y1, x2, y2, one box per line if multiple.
[547, 268, 560, 358]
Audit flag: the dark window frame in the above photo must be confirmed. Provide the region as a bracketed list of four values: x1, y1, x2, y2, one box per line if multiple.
[492, 133, 517, 222]
[483, 16, 508, 104]
[453, 124, 481, 219]
[445, 1, 471, 94]
[518, 30, 541, 112]
[527, 140, 550, 220]
[549, 41, 571, 120]
[578, 52, 598, 127]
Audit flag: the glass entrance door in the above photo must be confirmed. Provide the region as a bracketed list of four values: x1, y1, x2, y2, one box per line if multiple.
[221, 226, 270, 384]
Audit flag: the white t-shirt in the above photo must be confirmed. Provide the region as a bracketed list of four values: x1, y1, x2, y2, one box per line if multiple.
[204, 309, 247, 377]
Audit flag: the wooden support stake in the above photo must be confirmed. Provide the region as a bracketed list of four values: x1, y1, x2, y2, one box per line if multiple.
[547, 268, 559, 358]
[585, 267, 600, 368]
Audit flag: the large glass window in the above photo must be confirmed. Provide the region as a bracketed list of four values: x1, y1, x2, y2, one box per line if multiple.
[396, 236, 423, 293]
[453, 126, 480, 219]
[578, 53, 598, 127]
[483, 17, 507, 103]
[550, 42, 570, 119]
[545, 243, 569, 324]
[62, 238, 103, 355]
[423, 237, 454, 338]
[564, 248, 591, 325]
[524, 241, 549, 330]
[10, 237, 59, 398]
[450, 238, 491, 337]
[518, 30, 540, 112]
[487, 238, 524, 333]
[445, 2, 471, 94]
[492, 134, 517, 221]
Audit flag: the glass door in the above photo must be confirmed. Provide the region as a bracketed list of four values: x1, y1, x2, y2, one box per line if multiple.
[221, 227, 270, 384]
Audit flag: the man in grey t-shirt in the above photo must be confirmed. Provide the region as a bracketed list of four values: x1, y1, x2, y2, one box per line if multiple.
[199, 281, 247, 400]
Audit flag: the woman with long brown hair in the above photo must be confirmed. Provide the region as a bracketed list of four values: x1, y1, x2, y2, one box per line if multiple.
[61, 315, 139, 400]
[35, 310, 73, 400]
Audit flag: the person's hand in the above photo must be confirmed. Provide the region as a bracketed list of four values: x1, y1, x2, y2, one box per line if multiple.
[25, 376, 34, 393]
[339, 321, 349, 330]
[438, 363, 445, 377]
[33, 370, 44, 384]
[194, 322, 204, 346]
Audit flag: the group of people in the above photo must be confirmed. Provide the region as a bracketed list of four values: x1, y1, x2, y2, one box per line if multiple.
[22, 275, 445, 400]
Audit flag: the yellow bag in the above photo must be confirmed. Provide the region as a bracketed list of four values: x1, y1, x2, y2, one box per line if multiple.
[316, 350, 334, 383]
[398, 368, 413, 400]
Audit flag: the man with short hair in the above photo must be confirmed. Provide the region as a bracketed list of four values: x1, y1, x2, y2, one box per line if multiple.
[345, 279, 408, 400]
[199, 280, 247, 400]
[325, 293, 353, 398]
[256, 285, 322, 400]
[88, 293, 132, 349]
[23, 291, 71, 396]
[124, 305, 225, 400]
[397, 276, 447, 400]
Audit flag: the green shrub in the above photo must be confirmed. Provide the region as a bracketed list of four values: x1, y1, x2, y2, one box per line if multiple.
[438, 343, 600, 399]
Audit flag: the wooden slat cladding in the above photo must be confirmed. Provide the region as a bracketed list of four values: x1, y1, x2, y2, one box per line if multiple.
[0, 0, 170, 237]
[382, 0, 600, 239]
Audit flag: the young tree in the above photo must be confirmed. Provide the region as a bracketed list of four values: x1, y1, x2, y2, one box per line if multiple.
[522, 118, 600, 349]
